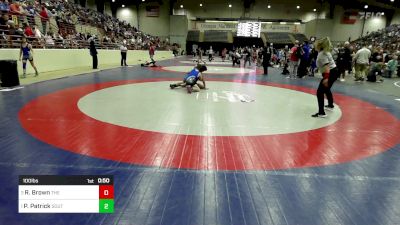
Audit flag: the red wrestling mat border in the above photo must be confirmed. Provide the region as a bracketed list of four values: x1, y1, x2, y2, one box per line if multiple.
[148, 66, 265, 76]
[19, 78, 400, 171]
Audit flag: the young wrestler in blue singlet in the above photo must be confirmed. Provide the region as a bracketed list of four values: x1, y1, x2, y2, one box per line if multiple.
[19, 37, 39, 78]
[169, 64, 207, 94]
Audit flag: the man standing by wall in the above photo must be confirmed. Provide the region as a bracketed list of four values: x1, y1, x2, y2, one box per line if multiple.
[288, 40, 300, 79]
[298, 40, 310, 78]
[353, 43, 371, 82]
[89, 38, 98, 69]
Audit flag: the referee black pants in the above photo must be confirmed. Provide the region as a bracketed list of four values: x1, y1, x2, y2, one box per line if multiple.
[121, 52, 127, 66]
[317, 67, 338, 114]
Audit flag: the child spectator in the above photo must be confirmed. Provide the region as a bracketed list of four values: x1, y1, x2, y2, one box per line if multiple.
[384, 55, 398, 78]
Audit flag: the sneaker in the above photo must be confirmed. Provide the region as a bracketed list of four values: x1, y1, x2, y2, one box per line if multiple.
[186, 85, 192, 94]
[340, 78, 345, 82]
[169, 84, 176, 89]
[286, 76, 291, 79]
[311, 113, 327, 118]
[324, 105, 334, 111]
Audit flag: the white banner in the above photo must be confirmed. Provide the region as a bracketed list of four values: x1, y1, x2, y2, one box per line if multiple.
[192, 22, 305, 33]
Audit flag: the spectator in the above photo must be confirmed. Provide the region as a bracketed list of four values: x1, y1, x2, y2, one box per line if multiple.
[243, 47, 251, 67]
[0, 0, 10, 12]
[24, 23, 34, 37]
[298, 40, 310, 78]
[9, 0, 20, 15]
[44, 33, 55, 48]
[367, 47, 384, 82]
[33, 26, 42, 39]
[353, 43, 371, 82]
[384, 55, 398, 78]
[0, 12, 8, 26]
[47, 26, 53, 37]
[221, 48, 227, 62]
[39, 5, 49, 34]
[288, 40, 300, 79]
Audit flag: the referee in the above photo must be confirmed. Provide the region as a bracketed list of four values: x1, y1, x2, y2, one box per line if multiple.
[120, 40, 128, 66]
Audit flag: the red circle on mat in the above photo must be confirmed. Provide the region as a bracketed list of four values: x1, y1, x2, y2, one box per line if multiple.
[19, 79, 400, 171]
[148, 66, 265, 75]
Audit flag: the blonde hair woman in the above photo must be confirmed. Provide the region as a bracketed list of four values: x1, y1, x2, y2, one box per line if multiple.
[312, 37, 339, 118]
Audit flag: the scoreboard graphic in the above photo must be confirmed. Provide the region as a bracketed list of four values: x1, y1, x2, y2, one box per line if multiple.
[18, 175, 114, 213]
[237, 21, 261, 38]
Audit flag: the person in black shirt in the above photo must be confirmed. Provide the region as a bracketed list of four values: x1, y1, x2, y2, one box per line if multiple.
[243, 47, 251, 67]
[367, 48, 384, 82]
[0, 13, 8, 26]
[89, 39, 98, 69]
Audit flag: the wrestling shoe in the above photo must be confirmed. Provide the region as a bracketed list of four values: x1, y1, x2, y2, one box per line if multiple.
[324, 105, 334, 111]
[170, 84, 176, 89]
[311, 113, 327, 118]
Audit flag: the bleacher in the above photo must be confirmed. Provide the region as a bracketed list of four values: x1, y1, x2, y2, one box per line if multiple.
[0, 0, 169, 50]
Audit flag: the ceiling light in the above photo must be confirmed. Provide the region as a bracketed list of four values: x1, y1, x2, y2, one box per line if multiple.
[200, 3, 203, 6]
[267, 5, 271, 8]
[180, 4, 183, 8]
[381, 12, 385, 15]
[296, 5, 300, 9]
[313, 8, 316, 12]
[229, 4, 232, 8]
[364, 5, 368, 9]
[122, 4, 125, 7]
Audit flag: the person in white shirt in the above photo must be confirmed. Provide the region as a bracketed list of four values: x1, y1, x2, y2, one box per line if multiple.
[207, 46, 214, 62]
[353, 43, 371, 81]
[120, 40, 128, 66]
[312, 37, 339, 118]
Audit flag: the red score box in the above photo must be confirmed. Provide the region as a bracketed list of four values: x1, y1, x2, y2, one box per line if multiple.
[99, 185, 114, 199]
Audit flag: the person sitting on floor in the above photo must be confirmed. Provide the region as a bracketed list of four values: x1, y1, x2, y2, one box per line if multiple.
[141, 61, 157, 67]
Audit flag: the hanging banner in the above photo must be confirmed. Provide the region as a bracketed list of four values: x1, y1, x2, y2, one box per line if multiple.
[342, 11, 358, 24]
[192, 22, 304, 33]
[146, 6, 160, 17]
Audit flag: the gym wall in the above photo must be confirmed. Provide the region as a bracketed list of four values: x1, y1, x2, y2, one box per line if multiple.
[116, 7, 139, 28]
[392, 12, 400, 25]
[137, 3, 170, 38]
[305, 5, 387, 42]
[170, 15, 188, 51]
[0, 49, 173, 75]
